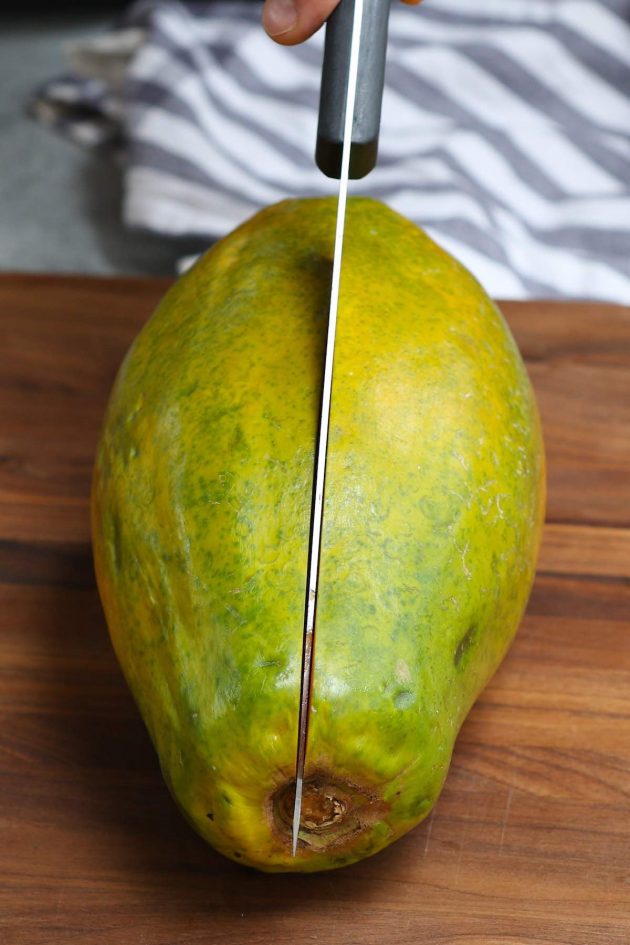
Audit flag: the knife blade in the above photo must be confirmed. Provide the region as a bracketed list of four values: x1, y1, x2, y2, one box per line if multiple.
[292, 0, 391, 857]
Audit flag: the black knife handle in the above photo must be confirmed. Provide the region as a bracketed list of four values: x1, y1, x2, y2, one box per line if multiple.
[316, 0, 391, 180]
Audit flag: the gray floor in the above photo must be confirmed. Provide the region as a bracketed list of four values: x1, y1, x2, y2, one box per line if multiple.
[0, 13, 206, 276]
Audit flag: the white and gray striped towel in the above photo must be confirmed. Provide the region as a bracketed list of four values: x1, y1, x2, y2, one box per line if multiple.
[32, 0, 630, 301]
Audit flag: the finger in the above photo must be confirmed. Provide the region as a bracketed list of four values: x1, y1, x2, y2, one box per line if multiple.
[263, 0, 424, 46]
[263, 0, 341, 46]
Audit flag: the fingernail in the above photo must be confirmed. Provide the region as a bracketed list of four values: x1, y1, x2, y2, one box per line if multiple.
[263, 0, 298, 37]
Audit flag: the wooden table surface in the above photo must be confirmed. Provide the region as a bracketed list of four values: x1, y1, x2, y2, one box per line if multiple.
[1, 274, 629, 945]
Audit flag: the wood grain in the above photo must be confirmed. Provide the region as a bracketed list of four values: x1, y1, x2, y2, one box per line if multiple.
[538, 524, 630, 579]
[1, 274, 629, 945]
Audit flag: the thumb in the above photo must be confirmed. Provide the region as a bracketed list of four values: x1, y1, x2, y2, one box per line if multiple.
[262, 0, 341, 45]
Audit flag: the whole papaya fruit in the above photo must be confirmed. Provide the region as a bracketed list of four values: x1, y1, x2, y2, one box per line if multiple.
[92, 197, 545, 872]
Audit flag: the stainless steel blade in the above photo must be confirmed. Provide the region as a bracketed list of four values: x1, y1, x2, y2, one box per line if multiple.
[291, 0, 365, 858]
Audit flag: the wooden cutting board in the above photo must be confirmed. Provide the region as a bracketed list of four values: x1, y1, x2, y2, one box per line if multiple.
[1, 274, 629, 945]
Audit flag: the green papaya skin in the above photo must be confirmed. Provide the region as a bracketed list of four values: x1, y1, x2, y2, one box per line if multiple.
[92, 197, 545, 872]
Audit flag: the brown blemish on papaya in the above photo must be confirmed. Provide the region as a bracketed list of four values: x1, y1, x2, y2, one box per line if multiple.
[301, 791, 347, 831]
[270, 772, 389, 854]
[454, 624, 477, 667]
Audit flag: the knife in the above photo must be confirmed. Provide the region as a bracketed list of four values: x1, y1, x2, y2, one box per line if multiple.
[292, 0, 391, 856]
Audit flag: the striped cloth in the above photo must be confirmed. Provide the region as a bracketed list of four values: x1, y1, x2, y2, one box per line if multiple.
[31, 0, 630, 301]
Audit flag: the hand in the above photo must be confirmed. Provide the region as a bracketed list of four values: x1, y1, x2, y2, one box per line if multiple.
[263, 0, 423, 46]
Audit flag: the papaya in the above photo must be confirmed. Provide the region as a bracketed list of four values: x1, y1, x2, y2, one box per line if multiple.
[92, 197, 545, 872]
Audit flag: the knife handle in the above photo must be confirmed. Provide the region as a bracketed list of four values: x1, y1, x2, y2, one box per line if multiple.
[316, 0, 391, 180]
